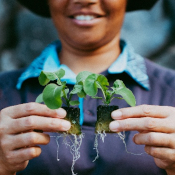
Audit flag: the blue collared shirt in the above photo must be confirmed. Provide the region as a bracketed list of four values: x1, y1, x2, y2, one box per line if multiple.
[16, 40, 150, 125]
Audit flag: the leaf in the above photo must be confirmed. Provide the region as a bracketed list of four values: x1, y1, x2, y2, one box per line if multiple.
[57, 79, 62, 86]
[84, 74, 99, 96]
[43, 83, 62, 109]
[96, 74, 109, 89]
[69, 100, 80, 106]
[113, 80, 136, 107]
[61, 81, 67, 86]
[44, 72, 58, 81]
[113, 79, 126, 88]
[70, 85, 83, 94]
[77, 91, 86, 98]
[35, 93, 44, 103]
[55, 68, 65, 79]
[39, 69, 65, 86]
[76, 71, 92, 84]
[38, 71, 50, 86]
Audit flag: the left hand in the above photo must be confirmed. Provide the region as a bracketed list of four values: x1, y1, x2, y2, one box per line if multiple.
[109, 105, 175, 175]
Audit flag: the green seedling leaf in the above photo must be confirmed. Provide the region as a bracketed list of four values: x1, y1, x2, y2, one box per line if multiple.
[55, 68, 65, 79]
[39, 69, 65, 86]
[71, 84, 86, 98]
[43, 83, 62, 109]
[39, 71, 57, 86]
[96, 74, 109, 89]
[76, 71, 92, 84]
[113, 80, 136, 107]
[84, 74, 99, 96]
[69, 100, 80, 106]
[38, 71, 50, 86]
[70, 85, 83, 94]
[44, 72, 58, 81]
[61, 81, 67, 86]
[77, 91, 86, 98]
[35, 93, 44, 103]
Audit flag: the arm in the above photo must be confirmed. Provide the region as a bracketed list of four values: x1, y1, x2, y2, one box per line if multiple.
[109, 105, 175, 175]
[0, 102, 70, 175]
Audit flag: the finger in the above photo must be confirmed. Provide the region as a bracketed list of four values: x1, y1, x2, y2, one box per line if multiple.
[111, 105, 173, 120]
[133, 132, 175, 148]
[9, 132, 50, 150]
[109, 117, 174, 133]
[145, 146, 175, 162]
[9, 116, 71, 134]
[6, 147, 42, 165]
[2, 103, 66, 119]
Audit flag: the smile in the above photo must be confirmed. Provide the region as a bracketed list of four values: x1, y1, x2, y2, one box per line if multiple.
[74, 15, 96, 21]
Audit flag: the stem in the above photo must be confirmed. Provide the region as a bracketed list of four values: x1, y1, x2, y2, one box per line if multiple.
[69, 94, 73, 102]
[96, 81, 107, 102]
[62, 90, 70, 107]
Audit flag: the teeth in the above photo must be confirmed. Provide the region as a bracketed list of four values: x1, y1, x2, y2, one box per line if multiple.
[75, 15, 95, 21]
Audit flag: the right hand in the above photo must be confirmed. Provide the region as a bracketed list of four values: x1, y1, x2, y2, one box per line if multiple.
[0, 102, 70, 175]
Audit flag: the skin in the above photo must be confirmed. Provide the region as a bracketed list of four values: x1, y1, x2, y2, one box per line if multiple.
[0, 103, 70, 174]
[48, 0, 127, 74]
[109, 105, 175, 175]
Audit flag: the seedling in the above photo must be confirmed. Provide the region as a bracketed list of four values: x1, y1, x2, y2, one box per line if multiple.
[78, 71, 136, 161]
[35, 68, 84, 135]
[82, 72, 136, 132]
[35, 68, 85, 175]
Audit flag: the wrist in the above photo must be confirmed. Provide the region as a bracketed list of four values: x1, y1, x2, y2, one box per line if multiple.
[166, 169, 175, 175]
[0, 168, 16, 175]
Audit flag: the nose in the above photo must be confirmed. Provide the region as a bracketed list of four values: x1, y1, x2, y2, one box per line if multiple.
[73, 0, 97, 6]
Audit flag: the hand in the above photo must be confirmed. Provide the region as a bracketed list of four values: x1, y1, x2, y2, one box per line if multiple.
[0, 102, 70, 175]
[109, 105, 175, 175]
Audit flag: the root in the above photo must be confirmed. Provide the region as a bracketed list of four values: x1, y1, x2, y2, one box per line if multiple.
[51, 133, 84, 175]
[92, 131, 107, 162]
[63, 133, 84, 175]
[92, 131, 143, 163]
[92, 133, 99, 162]
[116, 132, 144, 156]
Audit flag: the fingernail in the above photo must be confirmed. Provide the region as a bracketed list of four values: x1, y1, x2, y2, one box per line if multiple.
[56, 108, 66, 118]
[109, 121, 120, 132]
[111, 110, 122, 119]
[61, 121, 71, 130]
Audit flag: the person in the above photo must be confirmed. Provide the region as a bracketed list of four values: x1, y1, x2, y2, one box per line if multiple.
[0, 0, 175, 174]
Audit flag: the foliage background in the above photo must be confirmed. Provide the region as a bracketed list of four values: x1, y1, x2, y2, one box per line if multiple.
[0, 0, 175, 72]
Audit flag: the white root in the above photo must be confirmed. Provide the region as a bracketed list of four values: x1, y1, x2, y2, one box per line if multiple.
[51, 133, 84, 175]
[92, 133, 99, 162]
[92, 131, 107, 162]
[116, 131, 144, 155]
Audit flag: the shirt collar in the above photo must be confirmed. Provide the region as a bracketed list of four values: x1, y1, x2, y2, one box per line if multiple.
[16, 40, 150, 90]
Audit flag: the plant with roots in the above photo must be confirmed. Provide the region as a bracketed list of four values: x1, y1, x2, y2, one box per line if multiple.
[78, 71, 136, 161]
[35, 68, 85, 175]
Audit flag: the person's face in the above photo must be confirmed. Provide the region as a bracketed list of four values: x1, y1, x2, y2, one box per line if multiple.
[48, 0, 127, 51]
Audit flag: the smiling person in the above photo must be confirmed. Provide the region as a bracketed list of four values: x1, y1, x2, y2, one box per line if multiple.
[0, 0, 175, 175]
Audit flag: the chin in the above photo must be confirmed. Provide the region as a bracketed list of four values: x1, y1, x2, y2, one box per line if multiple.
[73, 41, 104, 51]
